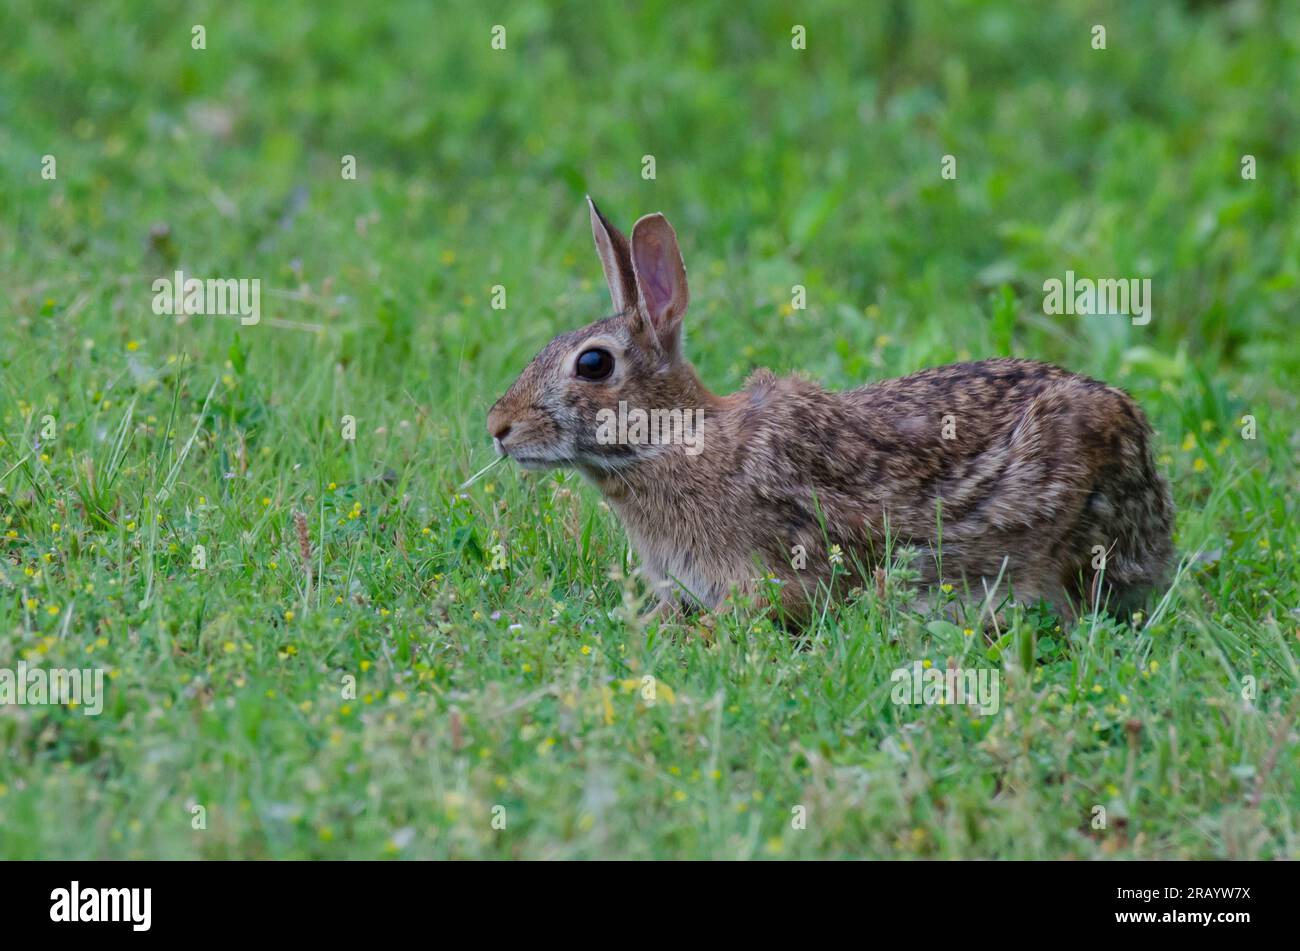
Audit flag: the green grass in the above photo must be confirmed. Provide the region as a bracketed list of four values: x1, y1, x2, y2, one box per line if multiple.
[0, 0, 1296, 859]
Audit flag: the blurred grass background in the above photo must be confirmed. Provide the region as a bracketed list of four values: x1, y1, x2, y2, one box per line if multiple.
[0, 0, 1296, 858]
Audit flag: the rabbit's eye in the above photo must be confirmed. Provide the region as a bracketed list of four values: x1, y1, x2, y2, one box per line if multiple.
[576, 348, 615, 381]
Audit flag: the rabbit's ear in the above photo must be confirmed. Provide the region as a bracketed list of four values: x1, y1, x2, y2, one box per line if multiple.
[588, 197, 638, 314]
[630, 213, 690, 351]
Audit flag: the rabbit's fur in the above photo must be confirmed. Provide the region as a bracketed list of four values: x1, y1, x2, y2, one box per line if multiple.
[487, 199, 1174, 623]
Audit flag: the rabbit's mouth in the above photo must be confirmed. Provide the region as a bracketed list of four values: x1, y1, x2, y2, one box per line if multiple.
[493, 431, 572, 470]
[509, 452, 571, 471]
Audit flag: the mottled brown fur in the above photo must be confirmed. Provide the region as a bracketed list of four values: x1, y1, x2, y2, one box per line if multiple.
[487, 200, 1174, 623]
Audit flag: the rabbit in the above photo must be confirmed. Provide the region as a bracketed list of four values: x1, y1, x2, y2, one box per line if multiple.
[486, 198, 1175, 625]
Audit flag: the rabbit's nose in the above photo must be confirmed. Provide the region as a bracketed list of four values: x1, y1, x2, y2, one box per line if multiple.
[487, 405, 512, 442]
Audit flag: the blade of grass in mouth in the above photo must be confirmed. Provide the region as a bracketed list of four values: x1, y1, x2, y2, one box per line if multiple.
[459, 454, 506, 490]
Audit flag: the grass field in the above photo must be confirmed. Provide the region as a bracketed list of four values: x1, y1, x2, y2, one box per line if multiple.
[1, 0, 1297, 859]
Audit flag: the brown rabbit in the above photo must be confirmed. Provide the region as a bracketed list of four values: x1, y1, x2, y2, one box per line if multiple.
[486, 198, 1174, 624]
